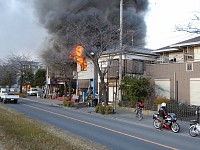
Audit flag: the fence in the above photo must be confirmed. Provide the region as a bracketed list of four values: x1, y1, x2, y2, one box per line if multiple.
[120, 100, 200, 122]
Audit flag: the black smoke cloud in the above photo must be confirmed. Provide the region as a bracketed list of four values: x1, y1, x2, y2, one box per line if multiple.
[34, 0, 149, 49]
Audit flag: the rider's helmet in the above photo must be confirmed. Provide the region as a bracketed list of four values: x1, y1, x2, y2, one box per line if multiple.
[161, 102, 166, 107]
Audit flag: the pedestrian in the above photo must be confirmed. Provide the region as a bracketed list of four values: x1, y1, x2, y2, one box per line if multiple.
[94, 92, 98, 107]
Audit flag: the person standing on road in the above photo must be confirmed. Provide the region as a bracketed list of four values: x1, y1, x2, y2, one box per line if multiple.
[158, 102, 168, 130]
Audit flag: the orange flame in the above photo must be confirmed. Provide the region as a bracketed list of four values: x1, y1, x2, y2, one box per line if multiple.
[75, 45, 84, 57]
[71, 45, 87, 71]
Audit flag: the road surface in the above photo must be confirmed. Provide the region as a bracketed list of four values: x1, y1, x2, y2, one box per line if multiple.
[4, 97, 200, 150]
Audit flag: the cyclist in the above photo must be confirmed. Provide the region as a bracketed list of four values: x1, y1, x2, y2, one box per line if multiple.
[136, 102, 144, 119]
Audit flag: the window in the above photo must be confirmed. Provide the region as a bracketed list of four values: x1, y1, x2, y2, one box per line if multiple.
[186, 63, 193, 71]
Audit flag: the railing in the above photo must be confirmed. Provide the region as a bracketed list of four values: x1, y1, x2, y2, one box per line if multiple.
[167, 103, 197, 121]
[156, 57, 169, 64]
[119, 100, 199, 122]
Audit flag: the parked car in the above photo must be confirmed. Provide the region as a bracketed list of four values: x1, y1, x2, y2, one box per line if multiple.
[27, 88, 38, 96]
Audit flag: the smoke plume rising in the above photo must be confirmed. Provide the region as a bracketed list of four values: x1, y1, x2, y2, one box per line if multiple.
[33, 0, 149, 58]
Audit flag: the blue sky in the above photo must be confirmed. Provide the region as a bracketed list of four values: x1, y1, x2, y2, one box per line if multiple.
[0, 0, 200, 60]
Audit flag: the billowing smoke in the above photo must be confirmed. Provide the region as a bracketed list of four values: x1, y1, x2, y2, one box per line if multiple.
[33, 0, 149, 59]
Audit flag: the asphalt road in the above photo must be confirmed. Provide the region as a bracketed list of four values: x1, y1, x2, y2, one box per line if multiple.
[4, 97, 200, 150]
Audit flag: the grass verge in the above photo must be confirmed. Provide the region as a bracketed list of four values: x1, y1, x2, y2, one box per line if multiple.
[0, 104, 109, 150]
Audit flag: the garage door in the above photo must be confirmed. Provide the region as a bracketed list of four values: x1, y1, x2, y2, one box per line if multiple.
[155, 79, 170, 99]
[190, 78, 200, 105]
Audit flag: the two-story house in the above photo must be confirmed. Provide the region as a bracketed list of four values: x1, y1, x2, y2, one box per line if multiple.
[98, 46, 158, 104]
[146, 36, 200, 105]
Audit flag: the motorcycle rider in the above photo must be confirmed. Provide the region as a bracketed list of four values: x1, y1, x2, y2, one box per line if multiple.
[158, 102, 168, 130]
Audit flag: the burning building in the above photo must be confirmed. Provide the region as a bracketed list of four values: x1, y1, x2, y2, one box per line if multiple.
[34, 0, 150, 101]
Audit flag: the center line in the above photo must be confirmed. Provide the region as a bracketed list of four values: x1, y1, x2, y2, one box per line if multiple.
[23, 104, 179, 150]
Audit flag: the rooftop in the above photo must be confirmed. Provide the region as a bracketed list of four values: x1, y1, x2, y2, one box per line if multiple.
[154, 36, 200, 53]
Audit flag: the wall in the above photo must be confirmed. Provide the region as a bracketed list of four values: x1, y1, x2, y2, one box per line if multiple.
[77, 59, 94, 79]
[146, 62, 200, 104]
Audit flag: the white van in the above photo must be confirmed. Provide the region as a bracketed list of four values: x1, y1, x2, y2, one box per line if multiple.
[27, 88, 38, 96]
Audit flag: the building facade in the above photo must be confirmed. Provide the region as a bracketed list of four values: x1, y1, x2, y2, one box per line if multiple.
[146, 36, 200, 105]
[75, 59, 98, 101]
[99, 46, 158, 104]
[45, 63, 77, 99]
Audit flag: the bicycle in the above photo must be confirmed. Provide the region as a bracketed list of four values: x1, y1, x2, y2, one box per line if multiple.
[136, 107, 143, 121]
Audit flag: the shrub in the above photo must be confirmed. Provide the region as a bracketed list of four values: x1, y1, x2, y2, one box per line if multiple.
[120, 76, 150, 102]
[95, 105, 113, 115]
[99, 105, 105, 114]
[95, 105, 100, 113]
[19, 92, 27, 98]
[105, 106, 113, 114]
[63, 97, 74, 107]
[64, 101, 75, 107]
[130, 100, 136, 108]
[63, 96, 70, 101]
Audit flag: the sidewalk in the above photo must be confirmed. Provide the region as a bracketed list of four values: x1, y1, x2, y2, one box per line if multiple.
[29, 97, 190, 136]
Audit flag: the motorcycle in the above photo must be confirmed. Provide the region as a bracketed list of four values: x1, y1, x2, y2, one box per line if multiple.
[153, 113, 180, 133]
[189, 120, 200, 137]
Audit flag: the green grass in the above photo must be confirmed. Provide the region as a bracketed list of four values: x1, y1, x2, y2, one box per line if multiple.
[0, 104, 109, 150]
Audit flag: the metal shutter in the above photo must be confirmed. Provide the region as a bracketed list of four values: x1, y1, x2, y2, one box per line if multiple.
[190, 78, 200, 105]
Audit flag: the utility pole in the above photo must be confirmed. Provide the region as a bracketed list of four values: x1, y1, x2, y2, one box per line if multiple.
[119, 0, 123, 102]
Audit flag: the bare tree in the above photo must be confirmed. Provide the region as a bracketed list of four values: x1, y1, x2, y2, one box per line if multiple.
[0, 62, 16, 88]
[175, 12, 200, 34]
[5, 54, 34, 93]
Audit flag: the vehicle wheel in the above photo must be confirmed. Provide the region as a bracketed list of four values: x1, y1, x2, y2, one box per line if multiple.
[14, 99, 18, 104]
[171, 122, 180, 133]
[138, 113, 143, 121]
[153, 119, 160, 129]
[3, 99, 6, 104]
[189, 125, 198, 137]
